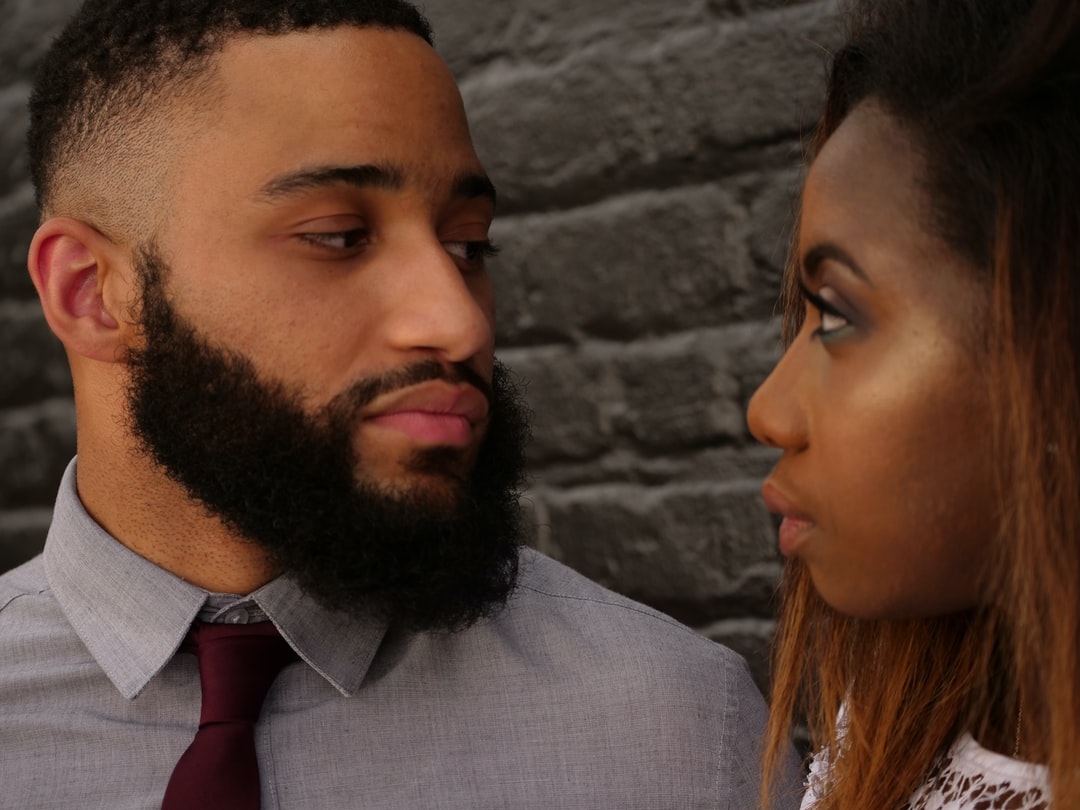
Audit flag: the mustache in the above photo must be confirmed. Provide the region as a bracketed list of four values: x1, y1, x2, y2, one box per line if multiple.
[325, 359, 493, 417]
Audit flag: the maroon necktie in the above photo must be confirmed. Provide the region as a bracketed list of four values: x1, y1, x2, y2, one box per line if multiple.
[162, 621, 295, 810]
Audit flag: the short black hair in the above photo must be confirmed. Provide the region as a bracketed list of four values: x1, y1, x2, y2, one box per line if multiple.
[28, 0, 433, 219]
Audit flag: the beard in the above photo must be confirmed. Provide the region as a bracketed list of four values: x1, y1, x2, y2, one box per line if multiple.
[122, 246, 531, 632]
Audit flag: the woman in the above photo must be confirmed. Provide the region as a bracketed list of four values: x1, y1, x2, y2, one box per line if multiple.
[747, 0, 1080, 807]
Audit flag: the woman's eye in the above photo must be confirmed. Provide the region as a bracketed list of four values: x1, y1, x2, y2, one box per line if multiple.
[443, 240, 500, 265]
[300, 229, 369, 251]
[798, 278, 853, 340]
[819, 309, 850, 335]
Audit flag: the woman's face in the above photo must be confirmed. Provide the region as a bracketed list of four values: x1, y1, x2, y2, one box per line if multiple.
[747, 101, 996, 619]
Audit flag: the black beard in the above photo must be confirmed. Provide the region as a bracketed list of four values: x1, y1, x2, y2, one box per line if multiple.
[123, 246, 531, 632]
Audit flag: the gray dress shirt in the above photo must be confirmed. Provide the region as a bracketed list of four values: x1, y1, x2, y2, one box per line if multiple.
[0, 460, 801, 809]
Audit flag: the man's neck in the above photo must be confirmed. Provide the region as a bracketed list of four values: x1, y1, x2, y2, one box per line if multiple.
[74, 436, 280, 594]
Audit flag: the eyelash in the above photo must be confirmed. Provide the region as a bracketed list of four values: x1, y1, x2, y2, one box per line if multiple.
[797, 278, 851, 339]
[300, 228, 369, 251]
[445, 240, 500, 266]
[298, 232, 499, 267]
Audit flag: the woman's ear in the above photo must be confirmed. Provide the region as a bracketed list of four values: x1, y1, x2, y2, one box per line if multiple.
[28, 217, 134, 363]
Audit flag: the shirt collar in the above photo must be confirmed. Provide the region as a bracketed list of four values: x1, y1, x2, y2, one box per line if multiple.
[44, 459, 387, 700]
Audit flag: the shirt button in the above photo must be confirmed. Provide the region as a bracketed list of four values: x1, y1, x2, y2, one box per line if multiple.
[225, 608, 250, 624]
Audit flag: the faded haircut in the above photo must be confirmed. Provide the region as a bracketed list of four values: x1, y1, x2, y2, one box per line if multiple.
[28, 0, 433, 235]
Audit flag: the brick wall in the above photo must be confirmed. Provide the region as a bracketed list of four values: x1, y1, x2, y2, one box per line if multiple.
[0, 0, 841, 690]
[0, 0, 82, 575]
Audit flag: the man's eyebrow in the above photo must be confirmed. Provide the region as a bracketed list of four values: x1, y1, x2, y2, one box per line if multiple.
[452, 172, 497, 208]
[801, 242, 873, 285]
[256, 164, 405, 201]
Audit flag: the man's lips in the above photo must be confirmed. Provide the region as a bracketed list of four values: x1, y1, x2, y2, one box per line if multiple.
[761, 480, 815, 557]
[363, 381, 489, 446]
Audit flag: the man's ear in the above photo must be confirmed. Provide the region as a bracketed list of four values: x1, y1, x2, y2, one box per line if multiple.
[28, 217, 134, 363]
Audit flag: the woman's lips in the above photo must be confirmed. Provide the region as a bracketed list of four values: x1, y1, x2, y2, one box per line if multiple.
[776, 515, 814, 557]
[761, 480, 815, 557]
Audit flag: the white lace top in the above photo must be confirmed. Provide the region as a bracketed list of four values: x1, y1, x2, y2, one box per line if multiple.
[801, 732, 1050, 809]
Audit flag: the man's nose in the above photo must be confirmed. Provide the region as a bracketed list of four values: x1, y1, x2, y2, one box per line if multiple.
[380, 236, 495, 366]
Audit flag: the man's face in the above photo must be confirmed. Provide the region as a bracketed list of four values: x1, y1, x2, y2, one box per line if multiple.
[121, 27, 530, 629]
[153, 26, 499, 494]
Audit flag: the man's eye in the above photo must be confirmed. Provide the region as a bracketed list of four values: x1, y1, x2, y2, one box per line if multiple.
[443, 240, 500, 264]
[300, 229, 369, 251]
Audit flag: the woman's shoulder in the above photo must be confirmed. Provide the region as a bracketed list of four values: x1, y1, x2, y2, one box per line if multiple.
[903, 733, 1049, 810]
[801, 733, 1050, 810]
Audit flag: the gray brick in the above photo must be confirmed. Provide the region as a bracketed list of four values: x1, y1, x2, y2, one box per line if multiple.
[0, 188, 38, 298]
[460, 1, 840, 212]
[0, 81, 31, 187]
[492, 184, 752, 345]
[523, 444, 780, 490]
[502, 322, 780, 467]
[698, 616, 776, 693]
[430, 0, 713, 77]
[540, 480, 782, 621]
[431, 0, 829, 78]
[0, 300, 71, 408]
[501, 347, 619, 463]
[0, 397, 75, 508]
[0, 0, 82, 77]
[731, 317, 784, 408]
[424, 1, 517, 76]
[710, 0, 822, 15]
[612, 332, 745, 451]
[747, 166, 803, 288]
[0, 507, 50, 573]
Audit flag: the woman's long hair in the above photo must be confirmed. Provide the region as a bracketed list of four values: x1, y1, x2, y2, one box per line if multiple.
[762, 1, 1080, 807]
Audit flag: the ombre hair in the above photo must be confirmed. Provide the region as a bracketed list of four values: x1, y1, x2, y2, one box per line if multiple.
[763, 0, 1080, 807]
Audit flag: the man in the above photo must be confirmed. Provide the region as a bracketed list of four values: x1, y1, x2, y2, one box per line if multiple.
[0, 0, 800, 807]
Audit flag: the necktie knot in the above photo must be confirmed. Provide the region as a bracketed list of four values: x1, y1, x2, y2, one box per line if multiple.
[162, 620, 295, 810]
[188, 621, 295, 725]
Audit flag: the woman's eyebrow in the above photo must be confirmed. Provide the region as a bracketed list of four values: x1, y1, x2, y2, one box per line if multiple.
[801, 242, 873, 286]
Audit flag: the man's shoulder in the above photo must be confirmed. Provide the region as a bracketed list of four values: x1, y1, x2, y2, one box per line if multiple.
[512, 547, 722, 636]
[0, 555, 48, 615]
[0, 555, 78, 663]
[455, 547, 777, 805]
[503, 547, 749, 675]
